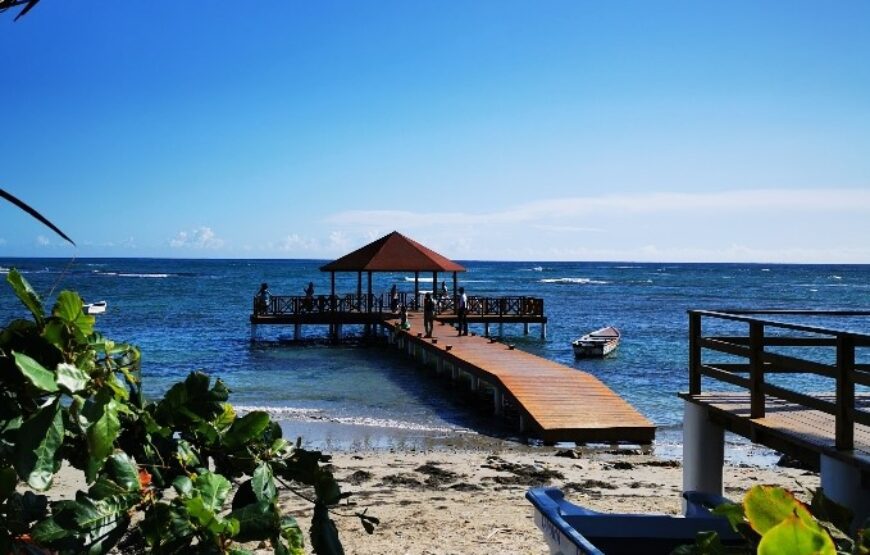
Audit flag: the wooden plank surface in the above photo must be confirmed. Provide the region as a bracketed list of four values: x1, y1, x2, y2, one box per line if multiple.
[388, 314, 655, 444]
[683, 392, 870, 472]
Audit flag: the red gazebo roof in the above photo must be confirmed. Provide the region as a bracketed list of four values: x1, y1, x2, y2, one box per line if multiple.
[320, 231, 466, 273]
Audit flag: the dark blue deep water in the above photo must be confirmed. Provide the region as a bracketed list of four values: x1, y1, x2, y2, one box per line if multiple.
[2, 259, 868, 451]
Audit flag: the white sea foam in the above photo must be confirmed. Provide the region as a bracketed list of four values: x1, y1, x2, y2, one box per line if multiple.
[99, 272, 170, 278]
[234, 406, 466, 434]
[540, 277, 609, 285]
[830, 275, 842, 280]
[761, 268, 771, 272]
[234, 405, 324, 417]
[614, 265, 641, 269]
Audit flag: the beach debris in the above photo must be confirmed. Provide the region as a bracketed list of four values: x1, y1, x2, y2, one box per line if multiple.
[414, 462, 459, 487]
[608, 461, 634, 470]
[347, 470, 373, 485]
[639, 459, 681, 468]
[482, 456, 564, 485]
[564, 479, 618, 491]
[554, 448, 581, 458]
[449, 482, 483, 492]
[380, 473, 423, 488]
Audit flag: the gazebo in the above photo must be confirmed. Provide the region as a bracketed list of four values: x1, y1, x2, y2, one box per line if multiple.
[320, 231, 466, 310]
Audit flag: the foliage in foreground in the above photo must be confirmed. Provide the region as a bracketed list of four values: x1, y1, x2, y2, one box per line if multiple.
[0, 269, 376, 554]
[675, 484, 869, 555]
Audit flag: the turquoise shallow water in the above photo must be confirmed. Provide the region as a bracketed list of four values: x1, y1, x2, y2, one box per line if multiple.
[1, 258, 868, 456]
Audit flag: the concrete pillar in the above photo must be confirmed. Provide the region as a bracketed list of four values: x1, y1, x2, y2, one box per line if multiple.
[451, 365, 459, 381]
[436, 357, 444, 375]
[499, 322, 504, 337]
[524, 322, 529, 335]
[471, 376, 479, 391]
[250, 323, 259, 342]
[494, 388, 504, 416]
[484, 323, 490, 337]
[519, 414, 526, 432]
[682, 401, 724, 513]
[294, 324, 301, 340]
[821, 454, 870, 531]
[541, 323, 547, 339]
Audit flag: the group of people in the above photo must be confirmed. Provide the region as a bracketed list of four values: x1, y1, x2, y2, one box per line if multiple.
[255, 280, 469, 337]
[393, 282, 468, 337]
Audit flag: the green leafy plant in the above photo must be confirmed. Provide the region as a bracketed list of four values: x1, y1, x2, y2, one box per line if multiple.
[677, 485, 869, 555]
[0, 269, 376, 554]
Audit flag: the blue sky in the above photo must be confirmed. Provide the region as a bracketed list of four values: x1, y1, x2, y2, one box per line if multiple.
[1, 1, 868, 262]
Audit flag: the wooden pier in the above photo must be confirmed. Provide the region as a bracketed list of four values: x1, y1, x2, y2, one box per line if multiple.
[681, 310, 870, 523]
[386, 313, 655, 445]
[250, 293, 548, 340]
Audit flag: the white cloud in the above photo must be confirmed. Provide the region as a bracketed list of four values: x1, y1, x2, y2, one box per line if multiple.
[169, 227, 225, 249]
[278, 234, 319, 251]
[325, 188, 870, 228]
[318, 188, 870, 263]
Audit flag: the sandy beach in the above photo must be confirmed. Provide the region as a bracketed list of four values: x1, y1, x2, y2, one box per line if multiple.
[304, 447, 817, 554]
[45, 432, 819, 554]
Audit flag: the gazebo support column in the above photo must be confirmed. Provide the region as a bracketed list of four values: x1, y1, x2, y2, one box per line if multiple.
[357, 271, 362, 311]
[414, 271, 419, 310]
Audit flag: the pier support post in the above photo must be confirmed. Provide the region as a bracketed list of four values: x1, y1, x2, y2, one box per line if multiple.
[519, 414, 526, 433]
[541, 323, 547, 339]
[494, 388, 504, 416]
[436, 357, 444, 375]
[451, 364, 459, 382]
[471, 376, 479, 391]
[294, 324, 301, 340]
[484, 323, 490, 337]
[499, 322, 504, 337]
[820, 454, 870, 531]
[524, 322, 529, 335]
[250, 324, 259, 342]
[682, 401, 724, 513]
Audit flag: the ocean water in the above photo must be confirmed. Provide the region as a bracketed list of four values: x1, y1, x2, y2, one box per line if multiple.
[2, 258, 868, 457]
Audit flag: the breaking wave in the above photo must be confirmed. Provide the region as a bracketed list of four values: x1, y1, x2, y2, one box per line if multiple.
[540, 277, 609, 285]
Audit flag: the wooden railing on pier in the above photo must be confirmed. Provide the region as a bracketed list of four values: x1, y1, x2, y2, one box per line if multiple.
[683, 309, 870, 470]
[252, 294, 545, 319]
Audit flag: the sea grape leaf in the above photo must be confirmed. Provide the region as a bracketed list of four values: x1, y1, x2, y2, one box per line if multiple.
[83, 394, 121, 478]
[745, 485, 813, 535]
[15, 399, 64, 490]
[280, 515, 305, 555]
[758, 514, 835, 555]
[185, 495, 240, 536]
[229, 500, 275, 542]
[52, 291, 94, 340]
[13, 351, 58, 393]
[141, 502, 195, 550]
[195, 471, 232, 512]
[252, 462, 277, 504]
[31, 516, 72, 544]
[56, 363, 90, 394]
[7, 269, 43, 323]
[214, 402, 236, 431]
[224, 411, 270, 450]
[172, 475, 193, 496]
[89, 453, 140, 499]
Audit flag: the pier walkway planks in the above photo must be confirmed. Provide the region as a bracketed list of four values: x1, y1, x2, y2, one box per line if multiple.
[386, 315, 655, 444]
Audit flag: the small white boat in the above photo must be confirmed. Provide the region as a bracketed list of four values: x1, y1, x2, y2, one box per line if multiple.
[572, 326, 620, 358]
[83, 301, 107, 315]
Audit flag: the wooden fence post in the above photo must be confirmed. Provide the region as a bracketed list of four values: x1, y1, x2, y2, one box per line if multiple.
[749, 321, 765, 418]
[689, 312, 701, 395]
[835, 334, 855, 450]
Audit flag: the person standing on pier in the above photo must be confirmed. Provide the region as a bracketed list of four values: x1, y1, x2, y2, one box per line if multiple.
[457, 287, 468, 336]
[304, 281, 315, 312]
[423, 292, 436, 337]
[255, 282, 270, 315]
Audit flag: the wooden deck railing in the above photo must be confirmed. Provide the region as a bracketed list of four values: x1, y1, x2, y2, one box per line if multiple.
[253, 294, 545, 318]
[688, 309, 870, 450]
